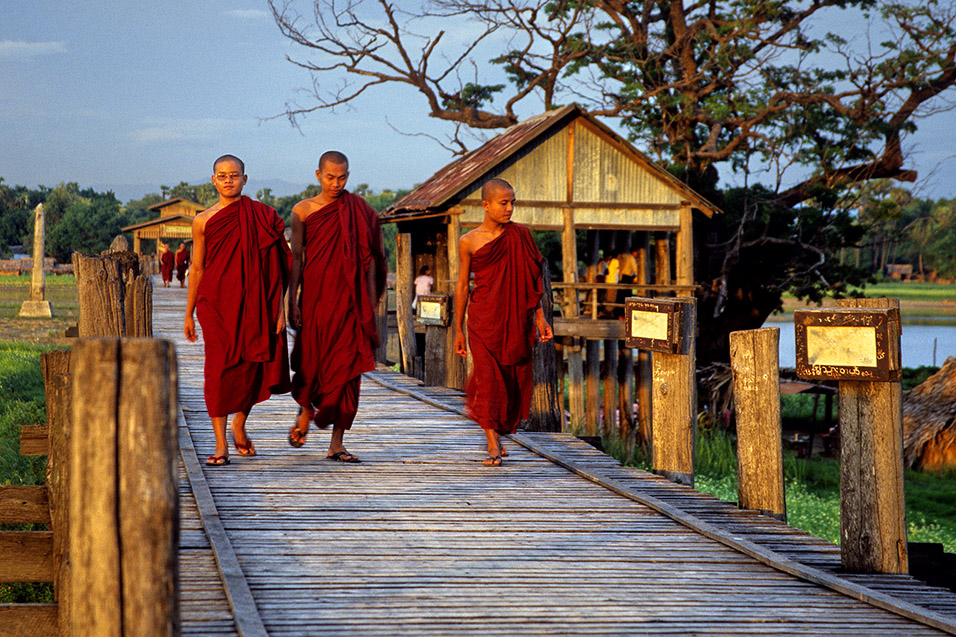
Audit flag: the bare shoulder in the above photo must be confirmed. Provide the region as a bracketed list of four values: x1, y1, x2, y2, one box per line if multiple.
[193, 202, 224, 232]
[292, 197, 322, 221]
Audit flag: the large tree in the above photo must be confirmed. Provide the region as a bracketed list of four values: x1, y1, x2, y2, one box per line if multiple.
[269, 0, 956, 360]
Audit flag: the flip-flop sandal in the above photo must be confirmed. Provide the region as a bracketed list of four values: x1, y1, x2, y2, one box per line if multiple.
[234, 437, 256, 457]
[482, 454, 502, 466]
[206, 455, 230, 466]
[327, 451, 361, 463]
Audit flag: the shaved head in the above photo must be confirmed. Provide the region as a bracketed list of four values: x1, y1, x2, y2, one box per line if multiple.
[319, 150, 349, 171]
[481, 178, 514, 202]
[213, 154, 245, 174]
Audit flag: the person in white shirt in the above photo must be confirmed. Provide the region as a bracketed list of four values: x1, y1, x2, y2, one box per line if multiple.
[413, 265, 434, 310]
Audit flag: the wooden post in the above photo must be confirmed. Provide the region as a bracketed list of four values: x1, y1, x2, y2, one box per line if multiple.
[69, 339, 179, 635]
[562, 207, 584, 430]
[423, 325, 445, 386]
[72, 252, 151, 337]
[654, 232, 671, 288]
[676, 204, 693, 286]
[529, 262, 561, 432]
[651, 299, 696, 485]
[584, 340, 601, 436]
[42, 349, 72, 633]
[618, 346, 634, 444]
[445, 215, 466, 389]
[602, 339, 618, 435]
[831, 298, 907, 574]
[396, 233, 416, 376]
[637, 234, 654, 445]
[729, 328, 786, 521]
[375, 290, 388, 364]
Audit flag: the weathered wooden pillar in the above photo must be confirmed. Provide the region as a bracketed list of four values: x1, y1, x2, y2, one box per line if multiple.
[19, 203, 54, 318]
[602, 339, 618, 435]
[395, 233, 416, 376]
[729, 328, 786, 521]
[584, 340, 601, 436]
[654, 232, 671, 289]
[69, 338, 179, 635]
[831, 298, 907, 574]
[651, 299, 696, 485]
[42, 349, 72, 633]
[676, 204, 693, 286]
[636, 234, 654, 445]
[529, 262, 561, 432]
[562, 208, 584, 430]
[443, 214, 466, 389]
[375, 289, 388, 364]
[618, 346, 634, 444]
[72, 252, 151, 337]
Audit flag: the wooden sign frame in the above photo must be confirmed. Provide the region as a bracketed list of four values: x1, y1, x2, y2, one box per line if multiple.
[416, 294, 450, 327]
[624, 297, 684, 353]
[794, 307, 901, 381]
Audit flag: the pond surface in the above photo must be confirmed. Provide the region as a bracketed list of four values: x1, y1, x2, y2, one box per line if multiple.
[764, 318, 956, 368]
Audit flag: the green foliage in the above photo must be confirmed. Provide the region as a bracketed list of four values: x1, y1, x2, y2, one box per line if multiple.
[47, 197, 125, 262]
[0, 343, 52, 487]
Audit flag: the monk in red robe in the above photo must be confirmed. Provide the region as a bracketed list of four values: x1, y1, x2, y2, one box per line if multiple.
[159, 243, 174, 287]
[287, 151, 386, 463]
[454, 178, 553, 466]
[184, 155, 292, 466]
[175, 242, 190, 287]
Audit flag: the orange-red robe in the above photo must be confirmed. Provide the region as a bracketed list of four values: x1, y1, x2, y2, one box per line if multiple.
[196, 196, 292, 418]
[466, 222, 543, 434]
[175, 247, 189, 283]
[291, 191, 386, 429]
[160, 249, 174, 283]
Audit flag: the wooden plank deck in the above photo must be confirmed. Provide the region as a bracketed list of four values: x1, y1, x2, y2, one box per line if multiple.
[152, 279, 956, 635]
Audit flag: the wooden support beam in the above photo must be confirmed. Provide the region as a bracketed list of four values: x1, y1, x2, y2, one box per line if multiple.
[830, 297, 907, 575]
[19, 425, 48, 456]
[676, 204, 693, 286]
[0, 486, 50, 525]
[423, 325, 446, 387]
[651, 298, 696, 485]
[730, 327, 786, 521]
[585, 340, 601, 436]
[562, 207, 584, 430]
[602, 339, 618, 436]
[618, 347, 634, 444]
[396, 233, 416, 376]
[70, 339, 179, 635]
[552, 319, 626, 339]
[0, 604, 57, 636]
[41, 348, 71, 631]
[0, 532, 53, 582]
[529, 262, 561, 432]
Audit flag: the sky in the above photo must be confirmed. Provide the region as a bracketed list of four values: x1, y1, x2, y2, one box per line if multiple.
[2, 1, 955, 204]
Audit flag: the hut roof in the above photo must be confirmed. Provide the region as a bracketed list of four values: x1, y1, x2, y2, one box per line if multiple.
[382, 104, 719, 222]
[902, 356, 956, 470]
[148, 198, 205, 213]
[121, 215, 194, 233]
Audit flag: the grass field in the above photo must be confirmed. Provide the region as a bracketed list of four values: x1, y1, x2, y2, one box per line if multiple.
[780, 280, 956, 319]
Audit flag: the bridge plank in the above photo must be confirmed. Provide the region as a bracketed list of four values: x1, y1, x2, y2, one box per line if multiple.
[150, 279, 956, 636]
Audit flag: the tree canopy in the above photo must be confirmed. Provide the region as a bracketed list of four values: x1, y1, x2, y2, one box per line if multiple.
[269, 0, 956, 361]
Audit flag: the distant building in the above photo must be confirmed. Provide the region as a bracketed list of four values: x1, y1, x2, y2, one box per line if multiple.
[885, 263, 913, 280]
[122, 198, 204, 253]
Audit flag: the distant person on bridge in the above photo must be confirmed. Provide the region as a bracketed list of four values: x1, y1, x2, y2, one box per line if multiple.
[175, 242, 190, 287]
[183, 154, 292, 466]
[454, 178, 553, 466]
[159, 242, 174, 288]
[286, 150, 386, 463]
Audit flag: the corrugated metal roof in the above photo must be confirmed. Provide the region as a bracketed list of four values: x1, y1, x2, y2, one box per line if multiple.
[382, 104, 720, 222]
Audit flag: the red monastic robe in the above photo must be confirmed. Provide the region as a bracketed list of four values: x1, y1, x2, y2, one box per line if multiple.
[196, 196, 292, 417]
[160, 249, 174, 282]
[175, 247, 189, 282]
[466, 222, 543, 434]
[291, 191, 386, 429]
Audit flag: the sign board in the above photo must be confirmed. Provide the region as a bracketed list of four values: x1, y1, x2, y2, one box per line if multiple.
[416, 294, 450, 327]
[624, 297, 685, 353]
[794, 308, 901, 381]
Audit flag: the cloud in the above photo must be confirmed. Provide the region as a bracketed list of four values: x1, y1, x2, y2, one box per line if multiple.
[132, 118, 253, 144]
[225, 9, 270, 19]
[0, 41, 67, 59]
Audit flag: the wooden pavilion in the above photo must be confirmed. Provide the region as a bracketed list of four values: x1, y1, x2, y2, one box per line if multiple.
[381, 104, 720, 432]
[122, 198, 204, 253]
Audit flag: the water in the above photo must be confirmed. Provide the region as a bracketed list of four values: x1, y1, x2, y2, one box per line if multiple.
[764, 318, 956, 368]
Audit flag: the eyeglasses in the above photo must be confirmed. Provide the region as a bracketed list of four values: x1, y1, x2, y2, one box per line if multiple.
[215, 172, 242, 181]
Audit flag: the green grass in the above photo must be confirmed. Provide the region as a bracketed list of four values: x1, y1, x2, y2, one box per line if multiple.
[0, 342, 57, 603]
[0, 274, 78, 319]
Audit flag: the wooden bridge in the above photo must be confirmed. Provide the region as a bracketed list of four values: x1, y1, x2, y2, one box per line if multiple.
[149, 283, 956, 635]
[6, 274, 956, 636]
